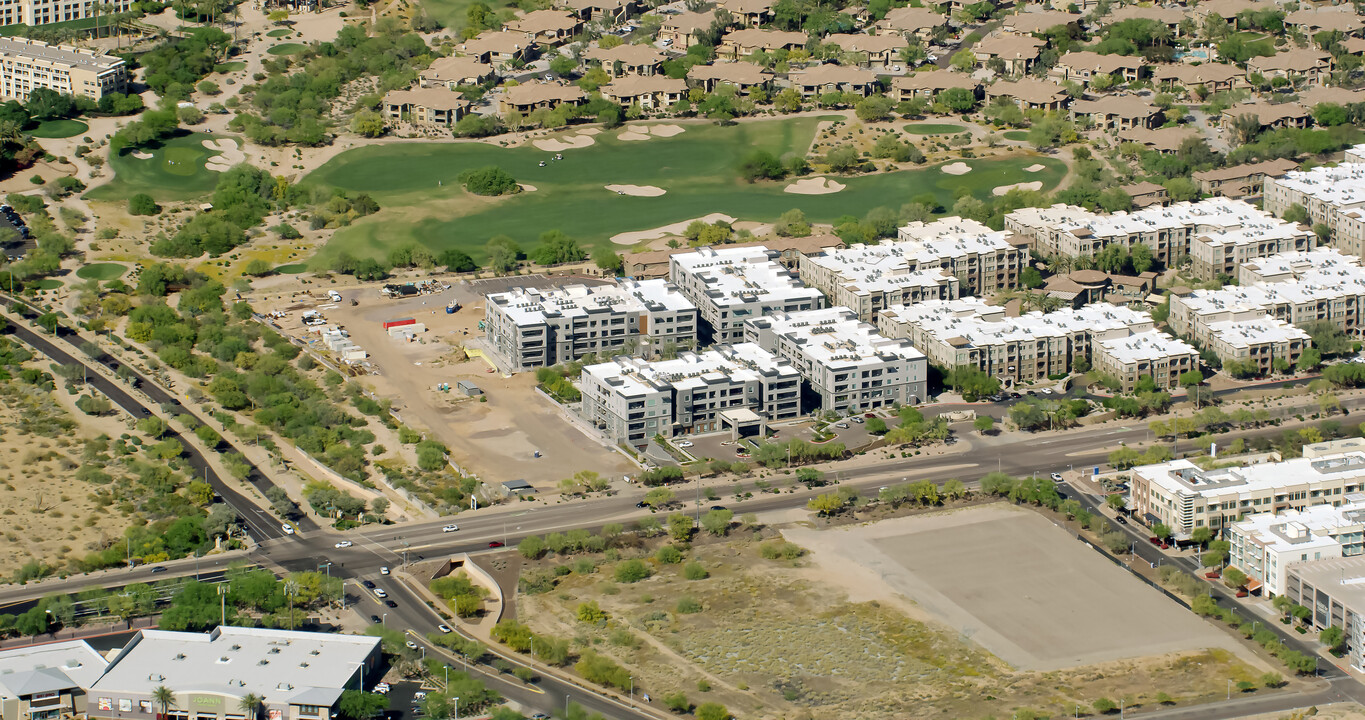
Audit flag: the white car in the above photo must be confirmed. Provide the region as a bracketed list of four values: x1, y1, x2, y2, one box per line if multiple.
[374, 588, 388, 598]
[437, 624, 452, 634]
[405, 640, 418, 649]
[677, 441, 694, 448]
[281, 524, 295, 535]
[850, 417, 864, 424]
[374, 683, 390, 694]
[334, 541, 353, 548]
[442, 525, 459, 533]
[835, 422, 849, 428]
[1041, 388, 1053, 394]
[1050, 473, 1064, 482]
[380, 566, 390, 575]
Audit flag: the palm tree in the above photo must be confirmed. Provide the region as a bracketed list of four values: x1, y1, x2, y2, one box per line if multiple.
[152, 686, 176, 720]
[237, 693, 262, 720]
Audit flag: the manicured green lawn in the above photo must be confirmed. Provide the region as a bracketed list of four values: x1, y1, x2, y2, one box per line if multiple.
[29, 119, 88, 139]
[267, 28, 293, 37]
[85, 131, 235, 203]
[308, 118, 1067, 265]
[75, 263, 127, 281]
[215, 61, 247, 73]
[30, 278, 62, 290]
[903, 123, 967, 135]
[267, 43, 308, 55]
[419, 0, 480, 35]
[1003, 130, 1028, 141]
[275, 263, 308, 274]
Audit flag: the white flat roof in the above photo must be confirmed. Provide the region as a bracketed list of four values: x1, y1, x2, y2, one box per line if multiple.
[1206, 316, 1310, 348]
[893, 216, 1016, 260]
[1179, 264, 1365, 316]
[1096, 330, 1196, 364]
[1271, 162, 1365, 209]
[670, 246, 822, 307]
[1137, 452, 1365, 501]
[0, 640, 108, 699]
[1241, 248, 1360, 281]
[488, 279, 694, 326]
[748, 306, 924, 368]
[882, 297, 1152, 348]
[92, 627, 379, 706]
[582, 342, 796, 396]
[1232, 496, 1365, 555]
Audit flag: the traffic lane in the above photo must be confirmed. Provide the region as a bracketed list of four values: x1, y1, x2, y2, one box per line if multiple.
[3, 321, 288, 541]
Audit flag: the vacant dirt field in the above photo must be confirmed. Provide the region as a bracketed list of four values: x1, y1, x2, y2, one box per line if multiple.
[516, 511, 1268, 720]
[786, 504, 1253, 671]
[249, 276, 633, 489]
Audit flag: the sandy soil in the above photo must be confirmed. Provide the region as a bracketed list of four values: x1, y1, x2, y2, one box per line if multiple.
[1236, 704, 1365, 720]
[941, 161, 972, 175]
[993, 180, 1043, 195]
[532, 134, 597, 151]
[203, 138, 247, 172]
[130, 151, 153, 160]
[518, 184, 537, 192]
[783, 504, 1263, 672]
[618, 123, 686, 142]
[619, 131, 650, 141]
[249, 283, 633, 488]
[605, 184, 666, 197]
[1024, 163, 1046, 172]
[649, 124, 684, 137]
[610, 212, 738, 245]
[783, 176, 845, 195]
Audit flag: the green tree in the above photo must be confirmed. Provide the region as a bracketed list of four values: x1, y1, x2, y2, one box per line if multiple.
[696, 703, 730, 720]
[668, 513, 695, 542]
[701, 508, 732, 536]
[739, 149, 784, 182]
[973, 415, 994, 433]
[129, 193, 162, 216]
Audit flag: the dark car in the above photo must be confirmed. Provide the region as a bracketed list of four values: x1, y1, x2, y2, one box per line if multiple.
[488, 541, 504, 548]
[635, 501, 648, 508]
[150, 566, 167, 573]
[710, 505, 726, 511]
[385, 600, 398, 608]
[362, 580, 376, 589]
[370, 615, 381, 624]
[1115, 515, 1128, 525]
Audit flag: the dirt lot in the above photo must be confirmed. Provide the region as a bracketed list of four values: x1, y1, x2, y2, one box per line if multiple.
[517, 507, 1270, 720]
[786, 504, 1253, 671]
[248, 276, 633, 489]
[0, 372, 135, 577]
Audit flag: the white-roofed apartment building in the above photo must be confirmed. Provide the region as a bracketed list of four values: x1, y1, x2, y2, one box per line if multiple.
[668, 245, 824, 345]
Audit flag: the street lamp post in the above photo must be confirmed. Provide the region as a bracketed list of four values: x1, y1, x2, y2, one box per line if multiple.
[1227, 679, 1232, 700]
[629, 676, 633, 705]
[382, 613, 387, 627]
[565, 695, 570, 718]
[452, 697, 458, 720]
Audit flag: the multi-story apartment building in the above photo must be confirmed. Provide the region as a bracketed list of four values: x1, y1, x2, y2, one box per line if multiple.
[795, 241, 960, 321]
[1264, 163, 1365, 258]
[579, 343, 800, 449]
[743, 307, 928, 412]
[1189, 219, 1316, 281]
[877, 297, 1155, 385]
[0, 37, 126, 102]
[1169, 265, 1365, 346]
[0, 0, 130, 28]
[1229, 497, 1365, 597]
[1091, 330, 1198, 391]
[668, 246, 824, 344]
[484, 280, 697, 371]
[1285, 555, 1365, 670]
[1204, 316, 1311, 372]
[1004, 198, 1296, 272]
[1131, 450, 1365, 537]
[1239, 248, 1360, 286]
[889, 217, 1027, 295]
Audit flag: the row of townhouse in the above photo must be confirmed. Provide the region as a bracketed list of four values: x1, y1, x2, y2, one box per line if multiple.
[1004, 197, 1315, 279]
[1169, 263, 1365, 346]
[876, 297, 1169, 389]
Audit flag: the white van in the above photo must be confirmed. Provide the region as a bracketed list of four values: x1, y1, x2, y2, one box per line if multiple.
[328, 291, 342, 302]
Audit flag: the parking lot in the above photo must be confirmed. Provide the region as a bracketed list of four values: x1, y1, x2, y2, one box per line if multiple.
[673, 411, 889, 464]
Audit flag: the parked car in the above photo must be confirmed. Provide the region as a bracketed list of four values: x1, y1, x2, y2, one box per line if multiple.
[437, 624, 452, 634]
[835, 422, 849, 428]
[1041, 388, 1053, 394]
[850, 417, 864, 424]
[405, 640, 418, 649]
[369, 616, 382, 625]
[374, 682, 390, 694]
[1115, 515, 1128, 525]
[1050, 473, 1064, 482]
[442, 524, 459, 533]
[677, 440, 694, 448]
[281, 523, 295, 535]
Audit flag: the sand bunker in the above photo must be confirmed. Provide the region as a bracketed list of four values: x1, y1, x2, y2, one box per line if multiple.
[606, 184, 666, 197]
[784, 176, 845, 195]
[519, 184, 537, 192]
[618, 124, 687, 142]
[941, 162, 972, 175]
[533, 134, 596, 151]
[130, 151, 154, 160]
[1024, 163, 1046, 173]
[611, 212, 737, 246]
[203, 138, 247, 172]
[993, 181, 1044, 196]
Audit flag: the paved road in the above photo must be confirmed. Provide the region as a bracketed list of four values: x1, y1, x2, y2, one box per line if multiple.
[0, 304, 312, 540]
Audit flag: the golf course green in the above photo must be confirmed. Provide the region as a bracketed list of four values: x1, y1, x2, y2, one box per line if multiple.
[86, 131, 234, 202]
[29, 119, 88, 138]
[267, 43, 307, 55]
[266, 28, 292, 37]
[307, 118, 1066, 264]
[75, 263, 127, 281]
[1003, 130, 1029, 141]
[275, 263, 308, 274]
